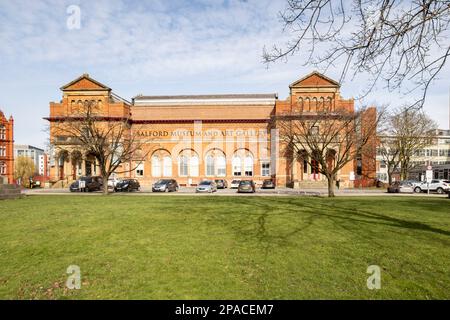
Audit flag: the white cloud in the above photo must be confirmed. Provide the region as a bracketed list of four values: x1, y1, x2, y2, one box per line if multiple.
[0, 0, 448, 147]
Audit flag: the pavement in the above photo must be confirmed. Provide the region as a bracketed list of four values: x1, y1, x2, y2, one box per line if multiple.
[21, 187, 447, 197]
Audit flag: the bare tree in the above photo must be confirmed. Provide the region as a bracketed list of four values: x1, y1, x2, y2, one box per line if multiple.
[377, 135, 401, 185]
[264, 0, 450, 107]
[50, 101, 149, 194]
[277, 106, 381, 197]
[378, 106, 436, 182]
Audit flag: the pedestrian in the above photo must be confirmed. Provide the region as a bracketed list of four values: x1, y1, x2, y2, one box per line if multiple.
[336, 179, 340, 190]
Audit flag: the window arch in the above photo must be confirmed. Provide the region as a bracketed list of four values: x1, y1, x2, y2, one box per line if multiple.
[205, 148, 226, 177]
[319, 97, 325, 112]
[297, 97, 304, 113]
[304, 98, 311, 112]
[0, 125, 5, 140]
[327, 97, 333, 111]
[151, 149, 172, 177]
[178, 149, 199, 177]
[312, 97, 318, 112]
[232, 149, 254, 177]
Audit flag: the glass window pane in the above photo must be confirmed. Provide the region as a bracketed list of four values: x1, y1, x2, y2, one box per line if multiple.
[152, 156, 161, 177]
[190, 156, 199, 177]
[163, 156, 172, 177]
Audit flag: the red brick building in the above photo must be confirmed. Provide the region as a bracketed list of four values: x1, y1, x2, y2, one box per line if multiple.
[46, 72, 377, 188]
[0, 110, 14, 184]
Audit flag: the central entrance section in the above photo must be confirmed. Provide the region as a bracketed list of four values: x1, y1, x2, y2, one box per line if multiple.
[130, 94, 277, 186]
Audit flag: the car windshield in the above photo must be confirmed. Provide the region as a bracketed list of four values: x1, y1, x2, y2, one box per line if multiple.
[232, 180, 240, 184]
[240, 181, 252, 185]
[156, 180, 170, 184]
[199, 181, 212, 185]
[80, 177, 91, 181]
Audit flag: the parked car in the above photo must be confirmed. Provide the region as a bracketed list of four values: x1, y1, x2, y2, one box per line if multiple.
[107, 177, 121, 190]
[214, 179, 228, 189]
[230, 179, 241, 189]
[70, 176, 103, 192]
[152, 179, 179, 192]
[196, 180, 217, 193]
[261, 179, 276, 189]
[237, 180, 256, 193]
[414, 179, 450, 194]
[29, 178, 42, 189]
[387, 181, 414, 193]
[114, 179, 140, 192]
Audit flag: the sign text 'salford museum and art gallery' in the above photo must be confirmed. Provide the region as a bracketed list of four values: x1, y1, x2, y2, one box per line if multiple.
[46, 72, 375, 188]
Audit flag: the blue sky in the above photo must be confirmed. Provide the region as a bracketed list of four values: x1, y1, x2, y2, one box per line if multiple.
[0, 0, 449, 148]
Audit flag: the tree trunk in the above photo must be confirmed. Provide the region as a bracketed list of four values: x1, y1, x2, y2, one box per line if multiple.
[401, 169, 407, 181]
[102, 180, 109, 195]
[327, 176, 336, 197]
[387, 169, 393, 185]
[102, 174, 109, 195]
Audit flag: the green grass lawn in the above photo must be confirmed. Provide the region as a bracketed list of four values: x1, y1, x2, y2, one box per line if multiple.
[0, 195, 449, 299]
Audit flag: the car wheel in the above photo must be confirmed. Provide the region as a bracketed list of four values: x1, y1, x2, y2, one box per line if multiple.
[414, 187, 421, 193]
[436, 188, 444, 194]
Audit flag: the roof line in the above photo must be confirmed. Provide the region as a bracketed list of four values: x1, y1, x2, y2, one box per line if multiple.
[133, 93, 278, 100]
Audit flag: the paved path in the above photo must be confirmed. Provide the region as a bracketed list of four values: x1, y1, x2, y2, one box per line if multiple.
[21, 187, 446, 197]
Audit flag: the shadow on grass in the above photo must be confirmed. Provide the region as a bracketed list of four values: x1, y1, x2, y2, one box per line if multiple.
[206, 196, 450, 259]
[206, 197, 320, 258]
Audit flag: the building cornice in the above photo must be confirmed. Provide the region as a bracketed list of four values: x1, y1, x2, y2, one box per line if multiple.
[44, 117, 270, 124]
[133, 94, 277, 107]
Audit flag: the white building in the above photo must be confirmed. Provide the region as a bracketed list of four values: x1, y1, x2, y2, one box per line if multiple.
[14, 145, 46, 174]
[377, 129, 450, 182]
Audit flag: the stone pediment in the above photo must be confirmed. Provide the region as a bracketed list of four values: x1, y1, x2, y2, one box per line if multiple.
[290, 71, 340, 88]
[60, 74, 111, 91]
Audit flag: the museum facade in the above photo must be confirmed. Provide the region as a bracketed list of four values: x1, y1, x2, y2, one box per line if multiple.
[46, 71, 375, 188]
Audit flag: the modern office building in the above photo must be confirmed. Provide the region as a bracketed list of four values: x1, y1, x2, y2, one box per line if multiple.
[376, 129, 450, 182]
[14, 145, 46, 174]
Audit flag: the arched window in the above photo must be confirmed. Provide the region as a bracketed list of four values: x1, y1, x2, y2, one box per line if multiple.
[178, 149, 199, 177]
[206, 155, 215, 176]
[297, 97, 304, 113]
[0, 161, 6, 175]
[319, 97, 325, 112]
[232, 149, 254, 177]
[327, 97, 333, 111]
[152, 149, 171, 177]
[305, 98, 310, 112]
[312, 97, 318, 112]
[179, 155, 188, 176]
[205, 149, 226, 177]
